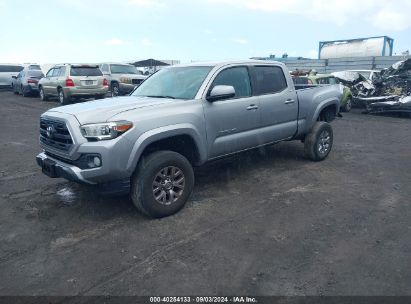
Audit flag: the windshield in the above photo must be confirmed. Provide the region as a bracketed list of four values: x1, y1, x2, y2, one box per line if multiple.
[132, 66, 213, 100]
[111, 64, 138, 74]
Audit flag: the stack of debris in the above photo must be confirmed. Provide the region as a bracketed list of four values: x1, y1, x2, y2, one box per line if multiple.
[333, 58, 411, 114]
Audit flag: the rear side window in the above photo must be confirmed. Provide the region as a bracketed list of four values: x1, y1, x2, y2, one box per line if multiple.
[70, 66, 103, 76]
[0, 65, 24, 72]
[253, 66, 287, 95]
[210, 67, 251, 98]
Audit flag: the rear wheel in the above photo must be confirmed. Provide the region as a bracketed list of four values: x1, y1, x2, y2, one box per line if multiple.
[12, 84, 18, 95]
[342, 97, 352, 112]
[111, 82, 119, 97]
[131, 151, 194, 218]
[21, 85, 28, 97]
[58, 89, 70, 105]
[304, 122, 333, 161]
[39, 87, 48, 101]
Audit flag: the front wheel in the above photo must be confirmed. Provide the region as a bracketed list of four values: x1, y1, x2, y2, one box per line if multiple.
[131, 151, 194, 218]
[304, 122, 333, 161]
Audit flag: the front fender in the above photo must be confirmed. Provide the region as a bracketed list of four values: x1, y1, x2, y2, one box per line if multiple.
[125, 123, 207, 174]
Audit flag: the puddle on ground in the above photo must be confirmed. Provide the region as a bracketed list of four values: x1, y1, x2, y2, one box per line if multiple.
[56, 186, 77, 206]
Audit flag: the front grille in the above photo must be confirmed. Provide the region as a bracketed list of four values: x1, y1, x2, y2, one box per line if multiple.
[40, 118, 73, 152]
[132, 79, 143, 85]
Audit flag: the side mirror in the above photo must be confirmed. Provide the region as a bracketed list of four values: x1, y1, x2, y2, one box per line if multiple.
[207, 85, 235, 102]
[12, 76, 17, 79]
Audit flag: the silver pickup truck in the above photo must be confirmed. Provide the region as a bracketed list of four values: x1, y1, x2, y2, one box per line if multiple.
[36, 60, 343, 218]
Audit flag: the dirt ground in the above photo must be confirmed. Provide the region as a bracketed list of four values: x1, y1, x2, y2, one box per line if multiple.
[0, 91, 411, 296]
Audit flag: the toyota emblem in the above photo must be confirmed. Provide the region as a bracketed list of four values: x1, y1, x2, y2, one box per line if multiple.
[46, 126, 55, 138]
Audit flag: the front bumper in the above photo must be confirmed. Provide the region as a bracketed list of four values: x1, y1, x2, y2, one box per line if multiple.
[36, 152, 131, 195]
[36, 152, 94, 184]
[119, 83, 136, 94]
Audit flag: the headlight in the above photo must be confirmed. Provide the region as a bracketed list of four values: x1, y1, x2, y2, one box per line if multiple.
[80, 121, 133, 140]
[119, 77, 131, 84]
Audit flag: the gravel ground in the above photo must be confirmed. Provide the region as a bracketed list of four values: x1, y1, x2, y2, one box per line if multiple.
[0, 91, 411, 296]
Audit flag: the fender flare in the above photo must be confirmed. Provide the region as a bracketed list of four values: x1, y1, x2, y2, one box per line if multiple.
[125, 124, 207, 174]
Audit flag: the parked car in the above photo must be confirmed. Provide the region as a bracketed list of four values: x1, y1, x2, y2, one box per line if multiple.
[38, 64, 109, 104]
[308, 74, 353, 112]
[36, 60, 342, 218]
[0, 64, 23, 89]
[12, 69, 45, 97]
[99, 63, 146, 96]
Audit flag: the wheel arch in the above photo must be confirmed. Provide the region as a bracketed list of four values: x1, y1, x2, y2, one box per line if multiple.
[126, 125, 207, 175]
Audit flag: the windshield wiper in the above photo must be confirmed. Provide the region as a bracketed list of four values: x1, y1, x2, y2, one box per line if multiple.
[146, 95, 176, 99]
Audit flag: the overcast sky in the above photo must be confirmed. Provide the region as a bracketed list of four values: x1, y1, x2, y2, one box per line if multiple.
[1, 0, 411, 64]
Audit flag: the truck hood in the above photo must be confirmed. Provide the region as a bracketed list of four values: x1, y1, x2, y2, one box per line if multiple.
[46, 96, 173, 124]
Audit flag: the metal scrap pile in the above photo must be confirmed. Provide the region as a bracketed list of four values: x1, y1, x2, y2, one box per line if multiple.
[334, 58, 411, 114]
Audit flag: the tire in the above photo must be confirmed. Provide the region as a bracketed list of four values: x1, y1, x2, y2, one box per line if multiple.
[39, 87, 48, 101]
[12, 84, 18, 95]
[320, 108, 335, 122]
[131, 151, 194, 218]
[342, 97, 352, 112]
[21, 85, 28, 97]
[111, 82, 119, 97]
[58, 88, 70, 105]
[304, 122, 333, 161]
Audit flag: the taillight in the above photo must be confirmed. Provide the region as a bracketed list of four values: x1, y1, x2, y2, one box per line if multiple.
[65, 78, 75, 87]
[27, 79, 38, 84]
[103, 78, 108, 86]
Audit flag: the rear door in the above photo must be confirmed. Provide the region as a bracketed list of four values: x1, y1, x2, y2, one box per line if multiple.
[202, 65, 261, 157]
[250, 65, 298, 142]
[70, 65, 103, 88]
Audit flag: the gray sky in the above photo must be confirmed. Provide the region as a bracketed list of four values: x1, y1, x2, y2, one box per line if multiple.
[1, 0, 410, 63]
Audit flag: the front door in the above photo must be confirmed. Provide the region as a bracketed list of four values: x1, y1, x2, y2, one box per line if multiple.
[202, 66, 261, 158]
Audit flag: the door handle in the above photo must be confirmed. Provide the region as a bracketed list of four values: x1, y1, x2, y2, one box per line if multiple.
[284, 99, 295, 104]
[247, 104, 259, 110]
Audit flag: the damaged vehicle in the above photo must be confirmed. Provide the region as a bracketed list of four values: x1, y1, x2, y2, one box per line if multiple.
[359, 95, 411, 114]
[333, 58, 411, 115]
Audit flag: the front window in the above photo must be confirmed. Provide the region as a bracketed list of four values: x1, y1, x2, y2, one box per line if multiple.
[110, 64, 138, 74]
[358, 71, 371, 79]
[210, 67, 251, 98]
[133, 66, 212, 100]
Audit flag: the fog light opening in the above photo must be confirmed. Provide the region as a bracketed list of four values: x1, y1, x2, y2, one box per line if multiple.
[87, 155, 101, 168]
[93, 156, 101, 167]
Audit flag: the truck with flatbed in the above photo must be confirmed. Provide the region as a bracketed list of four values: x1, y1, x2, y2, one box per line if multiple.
[36, 60, 343, 218]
